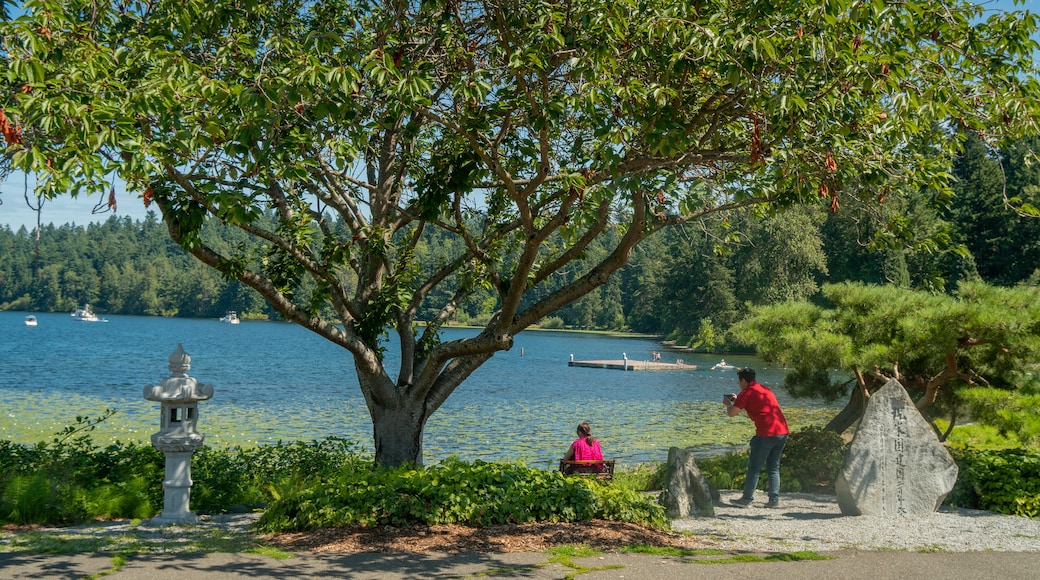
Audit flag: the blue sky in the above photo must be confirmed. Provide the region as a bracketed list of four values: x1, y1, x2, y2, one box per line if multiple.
[1, 0, 1037, 230]
[0, 177, 148, 230]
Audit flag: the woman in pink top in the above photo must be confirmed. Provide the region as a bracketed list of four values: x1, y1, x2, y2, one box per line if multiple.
[562, 422, 604, 473]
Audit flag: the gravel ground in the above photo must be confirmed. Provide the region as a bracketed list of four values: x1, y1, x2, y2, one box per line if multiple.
[672, 491, 1040, 552]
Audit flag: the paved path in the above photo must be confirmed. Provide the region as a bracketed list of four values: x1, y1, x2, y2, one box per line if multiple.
[4, 494, 1040, 579]
[4, 548, 1040, 579]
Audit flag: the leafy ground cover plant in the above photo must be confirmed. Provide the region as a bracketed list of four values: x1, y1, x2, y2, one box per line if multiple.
[947, 447, 1040, 518]
[257, 457, 668, 533]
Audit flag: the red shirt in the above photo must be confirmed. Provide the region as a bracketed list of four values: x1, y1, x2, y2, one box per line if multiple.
[734, 380, 789, 437]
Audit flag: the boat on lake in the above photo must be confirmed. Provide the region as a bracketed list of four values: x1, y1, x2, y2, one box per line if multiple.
[710, 359, 736, 371]
[219, 311, 241, 324]
[71, 304, 100, 322]
[24, 315, 37, 327]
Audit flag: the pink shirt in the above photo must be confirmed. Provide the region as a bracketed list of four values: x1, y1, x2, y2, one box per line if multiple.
[571, 437, 603, 461]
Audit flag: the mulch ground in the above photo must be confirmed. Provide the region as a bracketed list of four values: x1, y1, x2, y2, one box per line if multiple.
[266, 519, 707, 554]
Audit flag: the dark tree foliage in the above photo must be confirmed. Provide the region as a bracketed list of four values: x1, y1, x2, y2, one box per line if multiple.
[948, 134, 1040, 286]
[0, 213, 272, 318]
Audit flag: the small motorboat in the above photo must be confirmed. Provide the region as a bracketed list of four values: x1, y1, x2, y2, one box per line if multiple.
[710, 359, 736, 371]
[220, 310, 241, 324]
[24, 315, 38, 327]
[71, 304, 100, 322]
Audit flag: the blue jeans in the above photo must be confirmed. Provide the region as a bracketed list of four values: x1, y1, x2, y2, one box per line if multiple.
[742, 434, 788, 502]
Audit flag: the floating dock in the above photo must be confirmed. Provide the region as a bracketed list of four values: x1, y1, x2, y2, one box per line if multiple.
[567, 358, 695, 371]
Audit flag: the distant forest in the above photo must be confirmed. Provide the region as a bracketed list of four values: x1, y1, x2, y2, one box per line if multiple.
[2, 135, 1039, 348]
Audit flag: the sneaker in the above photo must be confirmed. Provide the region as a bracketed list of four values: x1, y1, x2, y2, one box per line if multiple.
[730, 497, 753, 508]
[764, 499, 780, 509]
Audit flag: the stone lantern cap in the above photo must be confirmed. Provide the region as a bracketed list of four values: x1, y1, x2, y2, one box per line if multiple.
[143, 344, 214, 403]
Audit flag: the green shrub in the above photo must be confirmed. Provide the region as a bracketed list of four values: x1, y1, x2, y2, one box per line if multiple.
[0, 440, 48, 474]
[694, 450, 748, 490]
[781, 426, 847, 493]
[947, 447, 1040, 518]
[1, 473, 62, 524]
[257, 457, 667, 533]
[2, 416, 667, 530]
[0, 412, 372, 526]
[539, 316, 565, 329]
[612, 462, 666, 492]
[189, 447, 263, 512]
[191, 437, 370, 513]
[0, 412, 168, 524]
[692, 426, 847, 494]
[593, 483, 668, 526]
[83, 476, 156, 520]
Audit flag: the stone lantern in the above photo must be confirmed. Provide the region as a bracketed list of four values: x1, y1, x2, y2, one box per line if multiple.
[143, 344, 214, 524]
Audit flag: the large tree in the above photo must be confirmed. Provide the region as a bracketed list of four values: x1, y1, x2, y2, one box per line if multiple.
[2, 0, 1038, 466]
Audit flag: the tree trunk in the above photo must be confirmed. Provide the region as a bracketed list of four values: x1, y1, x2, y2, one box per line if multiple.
[355, 355, 433, 468]
[824, 381, 871, 434]
[356, 338, 497, 467]
[370, 402, 429, 467]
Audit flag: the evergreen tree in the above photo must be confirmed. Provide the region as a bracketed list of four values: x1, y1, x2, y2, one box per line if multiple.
[732, 207, 829, 306]
[1000, 136, 1040, 283]
[618, 233, 668, 334]
[732, 282, 1040, 442]
[946, 134, 1040, 287]
[655, 220, 738, 344]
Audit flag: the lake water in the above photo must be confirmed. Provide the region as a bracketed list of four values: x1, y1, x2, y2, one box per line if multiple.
[1, 311, 840, 467]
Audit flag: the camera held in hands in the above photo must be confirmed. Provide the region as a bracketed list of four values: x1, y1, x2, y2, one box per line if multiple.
[724, 393, 737, 404]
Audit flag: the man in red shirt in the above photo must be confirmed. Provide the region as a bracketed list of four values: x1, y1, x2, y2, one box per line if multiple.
[724, 367, 789, 508]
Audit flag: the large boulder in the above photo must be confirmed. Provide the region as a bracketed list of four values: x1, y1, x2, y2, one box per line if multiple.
[836, 379, 958, 516]
[658, 447, 718, 518]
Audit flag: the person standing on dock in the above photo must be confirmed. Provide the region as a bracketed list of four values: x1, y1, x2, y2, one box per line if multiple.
[723, 367, 789, 509]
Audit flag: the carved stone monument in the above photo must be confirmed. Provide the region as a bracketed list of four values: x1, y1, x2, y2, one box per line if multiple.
[144, 344, 214, 524]
[658, 447, 718, 518]
[836, 379, 958, 516]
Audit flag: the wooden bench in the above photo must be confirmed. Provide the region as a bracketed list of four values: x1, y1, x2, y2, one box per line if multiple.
[558, 459, 615, 481]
